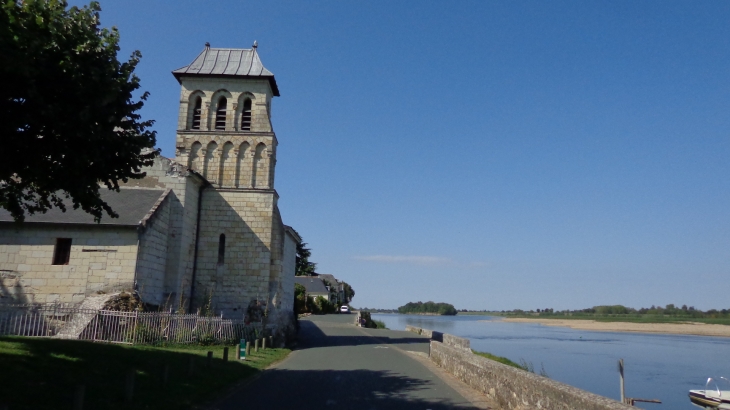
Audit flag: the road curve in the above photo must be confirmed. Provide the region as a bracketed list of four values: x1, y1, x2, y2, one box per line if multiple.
[210, 314, 488, 410]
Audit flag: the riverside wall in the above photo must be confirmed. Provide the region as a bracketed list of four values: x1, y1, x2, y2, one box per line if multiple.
[406, 326, 633, 410]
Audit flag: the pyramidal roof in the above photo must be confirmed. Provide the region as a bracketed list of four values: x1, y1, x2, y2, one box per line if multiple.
[172, 42, 279, 96]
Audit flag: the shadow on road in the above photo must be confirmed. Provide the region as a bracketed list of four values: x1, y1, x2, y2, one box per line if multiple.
[216, 368, 481, 410]
[296, 320, 430, 349]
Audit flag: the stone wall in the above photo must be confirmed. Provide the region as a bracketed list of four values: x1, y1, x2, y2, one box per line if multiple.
[409, 326, 633, 410]
[136, 190, 172, 306]
[176, 77, 274, 134]
[443, 333, 471, 351]
[120, 156, 206, 307]
[263, 211, 296, 345]
[405, 325, 471, 350]
[193, 188, 278, 317]
[0, 225, 138, 305]
[175, 76, 277, 192]
[279, 228, 296, 316]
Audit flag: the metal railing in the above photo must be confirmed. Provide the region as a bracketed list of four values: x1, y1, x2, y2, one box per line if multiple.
[0, 304, 262, 345]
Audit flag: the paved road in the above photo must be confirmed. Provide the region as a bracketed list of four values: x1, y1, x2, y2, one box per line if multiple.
[211, 314, 485, 410]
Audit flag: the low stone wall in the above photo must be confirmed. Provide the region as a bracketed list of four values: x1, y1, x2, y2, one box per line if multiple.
[405, 325, 433, 338]
[443, 333, 470, 351]
[430, 341, 633, 410]
[405, 325, 469, 350]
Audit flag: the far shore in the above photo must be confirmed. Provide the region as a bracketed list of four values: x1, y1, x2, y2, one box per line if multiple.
[498, 318, 730, 338]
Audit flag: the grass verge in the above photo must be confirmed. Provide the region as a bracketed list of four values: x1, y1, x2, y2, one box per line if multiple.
[471, 349, 525, 370]
[0, 336, 289, 410]
[471, 349, 549, 377]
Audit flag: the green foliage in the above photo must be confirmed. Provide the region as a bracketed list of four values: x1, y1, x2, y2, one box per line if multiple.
[0, 0, 158, 222]
[294, 283, 306, 314]
[397, 301, 457, 316]
[342, 281, 355, 303]
[291, 228, 316, 276]
[502, 304, 730, 325]
[303, 296, 333, 315]
[0, 336, 289, 410]
[372, 320, 388, 329]
[312, 296, 335, 314]
[472, 350, 526, 370]
[472, 350, 549, 377]
[356, 312, 386, 329]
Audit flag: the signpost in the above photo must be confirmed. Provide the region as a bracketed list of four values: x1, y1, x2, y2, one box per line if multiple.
[618, 359, 661, 406]
[239, 339, 247, 360]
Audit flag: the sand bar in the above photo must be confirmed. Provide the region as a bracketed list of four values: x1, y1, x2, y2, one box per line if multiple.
[497, 318, 730, 338]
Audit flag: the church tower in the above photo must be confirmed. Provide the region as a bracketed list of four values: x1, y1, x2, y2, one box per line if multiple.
[172, 42, 285, 318]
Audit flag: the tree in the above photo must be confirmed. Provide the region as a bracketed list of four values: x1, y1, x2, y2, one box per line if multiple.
[293, 283, 306, 314]
[397, 301, 457, 316]
[292, 228, 316, 276]
[0, 0, 158, 222]
[341, 281, 355, 303]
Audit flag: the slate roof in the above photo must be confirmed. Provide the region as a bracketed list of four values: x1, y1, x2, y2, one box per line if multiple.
[172, 45, 280, 96]
[317, 274, 339, 287]
[294, 277, 329, 295]
[0, 189, 167, 226]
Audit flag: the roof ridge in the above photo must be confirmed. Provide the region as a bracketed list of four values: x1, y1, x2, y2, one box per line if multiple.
[171, 46, 280, 96]
[209, 47, 254, 51]
[139, 189, 172, 228]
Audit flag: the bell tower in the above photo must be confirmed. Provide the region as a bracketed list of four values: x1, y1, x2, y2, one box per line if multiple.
[171, 43, 285, 316]
[173, 41, 279, 189]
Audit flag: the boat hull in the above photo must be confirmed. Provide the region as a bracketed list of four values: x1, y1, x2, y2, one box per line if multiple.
[690, 390, 730, 408]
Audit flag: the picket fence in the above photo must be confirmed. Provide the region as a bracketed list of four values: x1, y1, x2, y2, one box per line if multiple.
[0, 304, 262, 345]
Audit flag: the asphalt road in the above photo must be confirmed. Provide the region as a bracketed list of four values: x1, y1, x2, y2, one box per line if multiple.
[211, 314, 485, 410]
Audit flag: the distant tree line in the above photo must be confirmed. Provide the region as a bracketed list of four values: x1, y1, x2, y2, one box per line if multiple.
[397, 301, 457, 316]
[503, 304, 730, 319]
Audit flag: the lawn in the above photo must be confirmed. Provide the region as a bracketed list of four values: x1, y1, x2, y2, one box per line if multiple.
[0, 337, 290, 410]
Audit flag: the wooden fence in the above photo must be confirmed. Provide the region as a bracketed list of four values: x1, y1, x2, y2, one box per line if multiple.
[0, 304, 262, 345]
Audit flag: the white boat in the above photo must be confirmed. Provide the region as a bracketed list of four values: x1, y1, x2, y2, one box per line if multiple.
[690, 377, 730, 409]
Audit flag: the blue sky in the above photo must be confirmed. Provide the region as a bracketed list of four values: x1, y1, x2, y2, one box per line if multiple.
[84, 1, 729, 310]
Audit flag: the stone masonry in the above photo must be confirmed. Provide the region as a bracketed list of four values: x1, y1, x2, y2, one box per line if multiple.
[0, 44, 297, 340]
[0, 225, 138, 305]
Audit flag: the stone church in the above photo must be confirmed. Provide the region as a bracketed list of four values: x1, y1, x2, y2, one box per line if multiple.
[0, 43, 298, 332]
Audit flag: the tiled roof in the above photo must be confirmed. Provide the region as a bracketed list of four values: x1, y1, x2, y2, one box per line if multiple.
[0, 189, 167, 226]
[172, 44, 280, 96]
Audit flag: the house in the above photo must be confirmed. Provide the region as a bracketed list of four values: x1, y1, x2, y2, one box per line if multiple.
[315, 273, 345, 305]
[294, 276, 330, 301]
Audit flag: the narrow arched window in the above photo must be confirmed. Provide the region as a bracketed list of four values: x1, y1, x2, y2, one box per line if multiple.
[241, 98, 252, 131]
[217, 234, 226, 265]
[191, 97, 202, 129]
[215, 97, 227, 130]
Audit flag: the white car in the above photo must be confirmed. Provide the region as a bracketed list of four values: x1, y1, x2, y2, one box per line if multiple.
[340, 305, 350, 314]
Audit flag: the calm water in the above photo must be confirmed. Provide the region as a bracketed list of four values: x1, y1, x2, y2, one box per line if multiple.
[372, 313, 730, 409]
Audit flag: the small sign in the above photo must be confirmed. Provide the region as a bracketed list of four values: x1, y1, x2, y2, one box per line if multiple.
[239, 339, 246, 360]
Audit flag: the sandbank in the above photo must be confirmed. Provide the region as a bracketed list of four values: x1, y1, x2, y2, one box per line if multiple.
[496, 318, 730, 338]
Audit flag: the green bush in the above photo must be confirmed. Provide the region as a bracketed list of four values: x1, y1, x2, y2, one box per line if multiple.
[372, 320, 388, 329]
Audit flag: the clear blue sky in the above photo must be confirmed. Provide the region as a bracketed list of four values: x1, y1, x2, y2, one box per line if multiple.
[83, 0, 729, 310]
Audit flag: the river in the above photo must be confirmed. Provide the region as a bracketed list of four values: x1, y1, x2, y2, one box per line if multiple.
[372, 313, 730, 409]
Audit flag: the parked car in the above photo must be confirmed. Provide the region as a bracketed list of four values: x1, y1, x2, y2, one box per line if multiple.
[340, 305, 350, 314]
